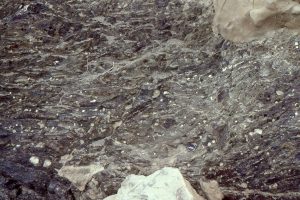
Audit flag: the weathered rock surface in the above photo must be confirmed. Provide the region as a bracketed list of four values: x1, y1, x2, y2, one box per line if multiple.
[104, 167, 205, 200]
[199, 179, 223, 200]
[58, 164, 104, 191]
[213, 0, 300, 41]
[0, 0, 299, 199]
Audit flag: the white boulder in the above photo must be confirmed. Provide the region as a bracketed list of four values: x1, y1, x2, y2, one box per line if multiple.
[104, 167, 204, 200]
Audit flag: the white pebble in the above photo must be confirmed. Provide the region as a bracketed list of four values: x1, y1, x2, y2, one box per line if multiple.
[152, 90, 160, 98]
[207, 142, 212, 147]
[254, 129, 263, 135]
[276, 91, 284, 96]
[43, 159, 52, 168]
[29, 156, 39, 166]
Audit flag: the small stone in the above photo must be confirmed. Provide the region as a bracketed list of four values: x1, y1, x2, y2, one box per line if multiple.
[186, 143, 198, 152]
[43, 159, 52, 168]
[276, 90, 284, 96]
[29, 156, 40, 166]
[254, 129, 263, 135]
[152, 90, 160, 98]
[36, 142, 45, 148]
[240, 183, 248, 188]
[199, 179, 223, 200]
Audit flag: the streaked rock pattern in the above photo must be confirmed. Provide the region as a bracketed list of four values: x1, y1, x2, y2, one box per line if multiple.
[0, 0, 299, 199]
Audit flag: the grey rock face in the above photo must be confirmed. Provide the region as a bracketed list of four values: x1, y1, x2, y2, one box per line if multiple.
[0, 0, 299, 199]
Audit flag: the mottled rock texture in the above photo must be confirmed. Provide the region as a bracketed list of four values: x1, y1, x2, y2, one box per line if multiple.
[0, 0, 299, 199]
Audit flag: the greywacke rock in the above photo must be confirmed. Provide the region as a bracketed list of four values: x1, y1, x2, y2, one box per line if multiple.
[0, 0, 299, 199]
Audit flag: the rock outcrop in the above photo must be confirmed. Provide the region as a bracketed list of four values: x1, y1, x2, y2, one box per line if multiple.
[0, 0, 299, 199]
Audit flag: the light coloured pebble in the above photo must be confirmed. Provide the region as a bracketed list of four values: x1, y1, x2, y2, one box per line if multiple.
[43, 159, 52, 168]
[36, 142, 45, 148]
[29, 156, 39, 166]
[152, 90, 160, 98]
[254, 129, 263, 135]
[276, 90, 284, 96]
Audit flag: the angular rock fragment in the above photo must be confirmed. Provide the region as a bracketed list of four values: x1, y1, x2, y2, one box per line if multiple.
[199, 179, 223, 200]
[104, 167, 204, 200]
[58, 164, 104, 191]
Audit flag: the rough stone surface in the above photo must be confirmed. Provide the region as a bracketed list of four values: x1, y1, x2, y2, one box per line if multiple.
[0, 0, 299, 199]
[29, 156, 40, 166]
[213, 0, 300, 41]
[199, 179, 223, 200]
[58, 164, 104, 191]
[104, 167, 205, 200]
